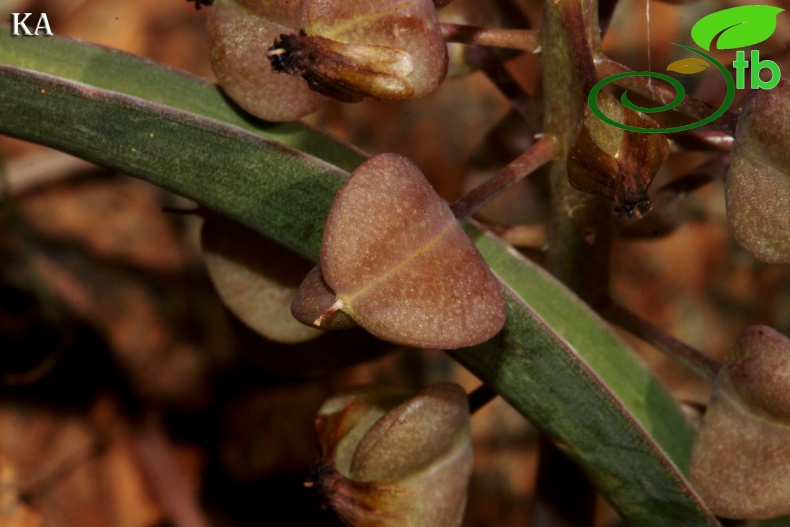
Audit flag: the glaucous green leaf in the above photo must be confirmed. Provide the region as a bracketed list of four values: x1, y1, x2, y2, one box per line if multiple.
[452, 228, 718, 526]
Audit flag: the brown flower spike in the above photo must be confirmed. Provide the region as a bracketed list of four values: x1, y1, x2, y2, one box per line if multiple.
[291, 153, 506, 349]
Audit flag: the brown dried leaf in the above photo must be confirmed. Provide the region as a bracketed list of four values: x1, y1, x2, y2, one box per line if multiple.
[317, 153, 505, 349]
[0, 456, 42, 527]
[0, 399, 165, 527]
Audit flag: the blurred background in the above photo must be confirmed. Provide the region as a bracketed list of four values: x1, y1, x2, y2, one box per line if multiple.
[0, 0, 788, 525]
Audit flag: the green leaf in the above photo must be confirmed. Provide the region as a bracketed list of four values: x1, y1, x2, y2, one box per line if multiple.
[0, 32, 363, 262]
[691, 5, 784, 51]
[0, 30, 365, 175]
[0, 32, 718, 526]
[453, 228, 718, 525]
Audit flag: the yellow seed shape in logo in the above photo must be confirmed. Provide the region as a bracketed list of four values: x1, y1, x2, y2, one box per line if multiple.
[666, 57, 711, 74]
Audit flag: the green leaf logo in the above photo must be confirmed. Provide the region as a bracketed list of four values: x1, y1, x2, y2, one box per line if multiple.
[691, 5, 784, 51]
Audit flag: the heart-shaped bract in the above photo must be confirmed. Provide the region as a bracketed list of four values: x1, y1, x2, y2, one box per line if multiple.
[314, 383, 473, 527]
[690, 326, 790, 519]
[726, 79, 790, 263]
[311, 153, 505, 349]
[202, 216, 323, 344]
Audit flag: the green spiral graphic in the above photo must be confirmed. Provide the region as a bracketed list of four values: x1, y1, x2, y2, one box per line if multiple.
[588, 44, 736, 134]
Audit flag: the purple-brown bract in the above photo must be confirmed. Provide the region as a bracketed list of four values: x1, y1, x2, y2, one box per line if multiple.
[296, 153, 506, 350]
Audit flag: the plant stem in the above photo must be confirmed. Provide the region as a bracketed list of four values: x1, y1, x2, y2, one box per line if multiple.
[559, 0, 599, 95]
[450, 134, 559, 221]
[490, 224, 547, 250]
[600, 299, 722, 382]
[441, 24, 541, 52]
[468, 383, 498, 414]
[535, 1, 606, 525]
[534, 435, 596, 527]
[667, 131, 733, 152]
[542, 0, 611, 303]
[463, 45, 537, 121]
[595, 57, 738, 136]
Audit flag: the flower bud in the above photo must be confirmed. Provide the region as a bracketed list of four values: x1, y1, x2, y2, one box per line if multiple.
[269, 0, 448, 102]
[690, 325, 790, 519]
[311, 383, 473, 527]
[568, 92, 669, 219]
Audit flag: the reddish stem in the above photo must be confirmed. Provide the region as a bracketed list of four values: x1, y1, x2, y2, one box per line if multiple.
[600, 298, 722, 382]
[468, 384, 498, 414]
[450, 134, 559, 221]
[463, 45, 537, 121]
[441, 23, 541, 52]
[131, 417, 213, 527]
[560, 0, 599, 95]
[667, 131, 733, 152]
